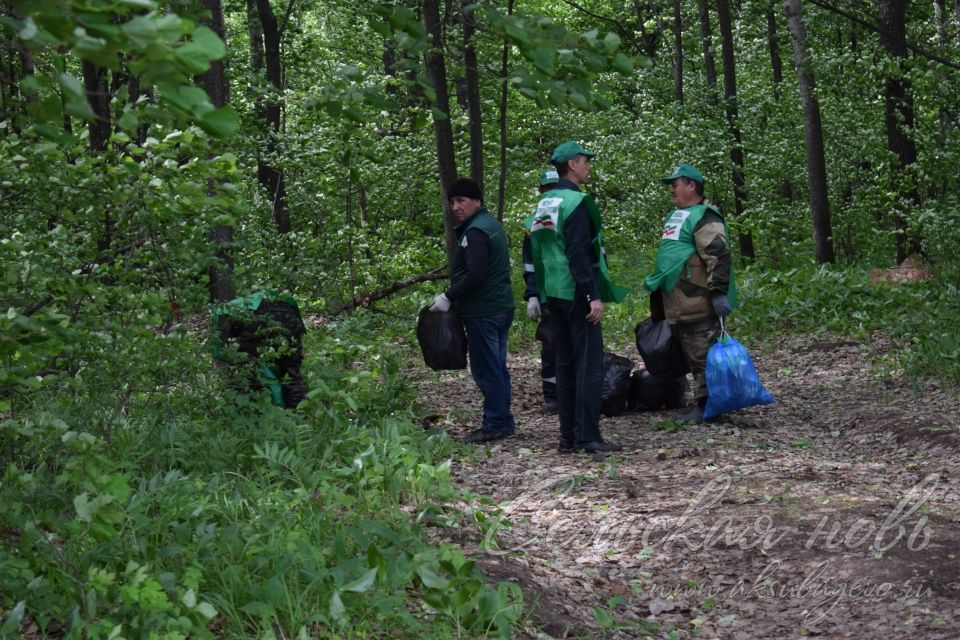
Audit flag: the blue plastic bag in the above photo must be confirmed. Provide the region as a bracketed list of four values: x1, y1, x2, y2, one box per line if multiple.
[703, 322, 774, 420]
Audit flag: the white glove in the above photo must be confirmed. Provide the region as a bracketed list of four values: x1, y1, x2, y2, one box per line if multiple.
[429, 293, 451, 312]
[526, 297, 541, 319]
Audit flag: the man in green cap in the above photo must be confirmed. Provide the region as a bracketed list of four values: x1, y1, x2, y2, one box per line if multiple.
[643, 163, 736, 423]
[529, 141, 629, 453]
[522, 168, 560, 412]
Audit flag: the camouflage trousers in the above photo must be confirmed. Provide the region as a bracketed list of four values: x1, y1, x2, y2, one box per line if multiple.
[673, 316, 722, 404]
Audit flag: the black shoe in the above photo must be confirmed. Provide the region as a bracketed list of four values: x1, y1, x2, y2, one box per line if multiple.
[675, 405, 704, 424]
[463, 428, 513, 444]
[544, 398, 560, 413]
[558, 438, 575, 453]
[580, 440, 623, 453]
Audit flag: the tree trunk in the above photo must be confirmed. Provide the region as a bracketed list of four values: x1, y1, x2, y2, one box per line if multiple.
[766, 3, 783, 99]
[785, 0, 835, 264]
[934, 0, 949, 198]
[672, 0, 684, 103]
[698, 0, 718, 105]
[461, 0, 484, 189]
[875, 0, 919, 263]
[200, 0, 236, 303]
[82, 61, 110, 152]
[423, 0, 459, 271]
[716, 0, 755, 260]
[256, 0, 290, 234]
[496, 0, 515, 222]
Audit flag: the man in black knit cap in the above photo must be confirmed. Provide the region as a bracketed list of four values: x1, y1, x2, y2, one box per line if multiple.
[429, 178, 516, 443]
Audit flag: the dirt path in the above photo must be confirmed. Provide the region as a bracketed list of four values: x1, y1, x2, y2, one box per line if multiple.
[411, 331, 960, 639]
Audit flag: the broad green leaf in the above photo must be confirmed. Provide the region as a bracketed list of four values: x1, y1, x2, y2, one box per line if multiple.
[603, 32, 621, 53]
[612, 52, 633, 75]
[329, 590, 345, 623]
[198, 107, 239, 138]
[342, 567, 377, 593]
[195, 602, 217, 619]
[416, 565, 447, 589]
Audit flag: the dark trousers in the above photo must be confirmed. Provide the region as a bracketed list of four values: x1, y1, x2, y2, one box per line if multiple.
[464, 310, 516, 433]
[674, 316, 722, 404]
[548, 296, 603, 444]
[540, 345, 557, 400]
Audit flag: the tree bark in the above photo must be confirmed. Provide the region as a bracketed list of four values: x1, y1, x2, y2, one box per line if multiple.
[496, 0, 515, 221]
[698, 0, 718, 105]
[672, 0, 684, 103]
[766, 3, 783, 99]
[716, 0, 755, 260]
[82, 61, 110, 152]
[199, 0, 236, 302]
[461, 0, 484, 189]
[875, 0, 919, 263]
[934, 0, 949, 197]
[785, 0, 835, 264]
[256, 0, 290, 234]
[423, 0, 459, 271]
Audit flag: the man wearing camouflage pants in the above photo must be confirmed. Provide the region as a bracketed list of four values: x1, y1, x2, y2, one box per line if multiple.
[643, 163, 737, 423]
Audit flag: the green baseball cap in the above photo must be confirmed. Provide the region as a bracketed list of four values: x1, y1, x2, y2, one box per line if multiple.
[538, 168, 560, 186]
[661, 162, 705, 184]
[550, 140, 596, 164]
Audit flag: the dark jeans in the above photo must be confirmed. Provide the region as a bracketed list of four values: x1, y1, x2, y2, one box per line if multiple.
[548, 296, 604, 444]
[541, 344, 557, 400]
[464, 310, 516, 434]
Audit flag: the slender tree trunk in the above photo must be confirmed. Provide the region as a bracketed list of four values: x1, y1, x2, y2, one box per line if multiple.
[766, 3, 783, 99]
[82, 61, 110, 152]
[672, 0, 684, 103]
[423, 0, 459, 270]
[785, 0, 835, 264]
[496, 0, 515, 221]
[716, 0, 754, 260]
[256, 0, 290, 234]
[698, 0, 718, 105]
[875, 0, 919, 263]
[200, 0, 236, 302]
[461, 0, 484, 189]
[934, 0, 949, 197]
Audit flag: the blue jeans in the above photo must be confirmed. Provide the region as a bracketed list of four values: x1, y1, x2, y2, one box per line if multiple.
[464, 310, 516, 434]
[548, 296, 604, 444]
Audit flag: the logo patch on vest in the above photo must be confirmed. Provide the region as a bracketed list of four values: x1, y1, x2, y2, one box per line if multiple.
[661, 208, 690, 240]
[531, 197, 562, 233]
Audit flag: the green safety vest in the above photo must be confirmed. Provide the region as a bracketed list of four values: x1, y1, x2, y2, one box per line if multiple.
[644, 204, 738, 306]
[451, 207, 514, 318]
[529, 189, 628, 303]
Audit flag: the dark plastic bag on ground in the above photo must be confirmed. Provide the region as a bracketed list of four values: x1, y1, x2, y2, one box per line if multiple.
[634, 317, 689, 377]
[417, 307, 467, 371]
[601, 352, 634, 417]
[213, 292, 307, 408]
[703, 326, 774, 420]
[628, 369, 688, 411]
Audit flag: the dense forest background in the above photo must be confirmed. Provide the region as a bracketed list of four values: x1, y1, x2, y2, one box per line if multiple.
[2, 0, 960, 637]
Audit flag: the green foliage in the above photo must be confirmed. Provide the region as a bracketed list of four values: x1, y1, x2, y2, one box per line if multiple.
[734, 264, 960, 380]
[0, 323, 522, 637]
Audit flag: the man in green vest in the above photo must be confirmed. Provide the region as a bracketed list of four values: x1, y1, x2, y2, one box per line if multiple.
[643, 163, 736, 423]
[522, 168, 560, 412]
[530, 141, 629, 453]
[429, 178, 516, 443]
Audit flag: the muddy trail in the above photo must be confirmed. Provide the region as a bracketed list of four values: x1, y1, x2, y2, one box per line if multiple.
[410, 331, 960, 639]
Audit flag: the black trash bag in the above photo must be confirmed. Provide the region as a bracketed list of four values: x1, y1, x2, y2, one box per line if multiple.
[634, 317, 690, 378]
[417, 307, 467, 371]
[535, 306, 562, 348]
[601, 352, 634, 417]
[627, 369, 688, 411]
[215, 296, 307, 408]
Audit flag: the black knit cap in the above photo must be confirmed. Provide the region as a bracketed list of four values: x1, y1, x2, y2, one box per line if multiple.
[446, 178, 483, 203]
